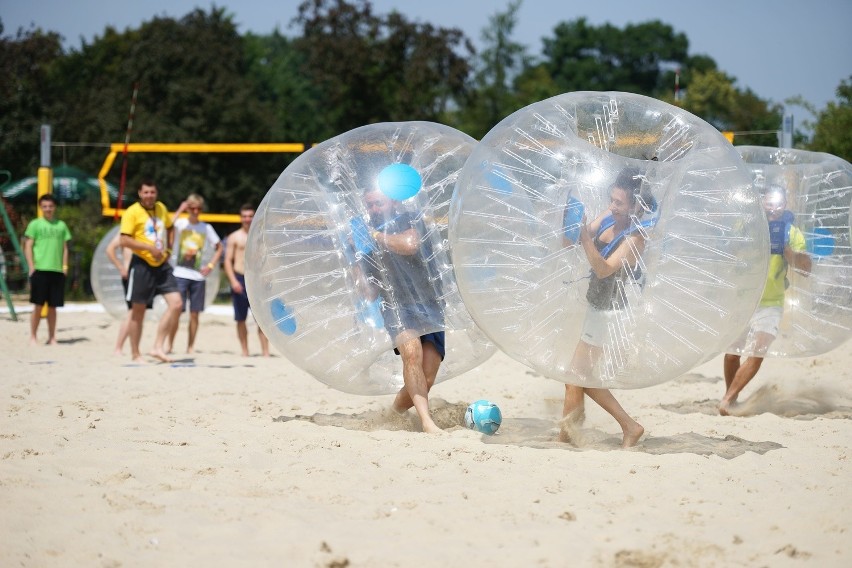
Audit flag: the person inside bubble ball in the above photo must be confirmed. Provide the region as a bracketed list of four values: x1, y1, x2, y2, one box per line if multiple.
[357, 188, 445, 433]
[719, 186, 812, 416]
[561, 167, 655, 448]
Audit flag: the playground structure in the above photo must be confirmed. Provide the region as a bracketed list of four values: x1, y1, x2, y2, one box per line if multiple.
[0, 171, 28, 320]
[96, 142, 308, 223]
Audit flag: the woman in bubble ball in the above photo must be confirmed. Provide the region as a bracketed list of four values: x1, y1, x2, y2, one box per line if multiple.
[561, 166, 654, 448]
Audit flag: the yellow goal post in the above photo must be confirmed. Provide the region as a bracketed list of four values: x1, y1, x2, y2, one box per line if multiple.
[97, 142, 307, 223]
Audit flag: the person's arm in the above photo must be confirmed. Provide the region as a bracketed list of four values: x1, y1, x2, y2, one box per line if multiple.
[120, 234, 168, 263]
[223, 235, 241, 293]
[23, 235, 34, 276]
[785, 247, 812, 276]
[785, 226, 812, 276]
[62, 241, 69, 275]
[105, 233, 126, 274]
[372, 228, 419, 256]
[580, 224, 644, 279]
[202, 240, 224, 277]
[172, 200, 188, 225]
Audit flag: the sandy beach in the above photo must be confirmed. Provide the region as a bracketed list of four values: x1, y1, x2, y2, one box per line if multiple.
[1, 305, 850, 567]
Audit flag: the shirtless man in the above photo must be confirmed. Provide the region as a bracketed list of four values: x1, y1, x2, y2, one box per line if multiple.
[224, 203, 269, 357]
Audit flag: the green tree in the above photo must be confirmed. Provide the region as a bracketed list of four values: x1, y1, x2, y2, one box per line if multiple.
[454, 0, 534, 138]
[244, 31, 326, 143]
[676, 69, 782, 147]
[292, 0, 473, 136]
[45, 8, 281, 212]
[809, 76, 852, 162]
[542, 18, 690, 97]
[0, 21, 65, 181]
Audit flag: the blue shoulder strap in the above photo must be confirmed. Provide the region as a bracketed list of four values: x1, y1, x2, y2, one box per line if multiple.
[600, 217, 656, 259]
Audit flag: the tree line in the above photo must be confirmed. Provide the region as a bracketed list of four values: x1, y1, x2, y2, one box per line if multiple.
[2, 0, 849, 217]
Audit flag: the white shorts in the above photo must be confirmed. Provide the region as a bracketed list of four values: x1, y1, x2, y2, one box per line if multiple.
[727, 306, 782, 355]
[748, 306, 783, 336]
[580, 308, 625, 348]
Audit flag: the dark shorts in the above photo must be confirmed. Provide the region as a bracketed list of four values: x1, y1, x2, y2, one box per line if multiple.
[177, 277, 206, 313]
[232, 272, 250, 321]
[393, 332, 446, 361]
[29, 270, 65, 307]
[126, 255, 179, 306]
[122, 277, 153, 310]
[387, 303, 446, 360]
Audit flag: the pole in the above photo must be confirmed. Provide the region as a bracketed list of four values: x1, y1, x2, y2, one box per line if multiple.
[115, 83, 139, 220]
[674, 68, 680, 102]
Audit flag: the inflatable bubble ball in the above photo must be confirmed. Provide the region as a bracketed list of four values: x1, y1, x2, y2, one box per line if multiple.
[245, 121, 496, 396]
[91, 225, 220, 320]
[449, 91, 769, 389]
[727, 146, 852, 358]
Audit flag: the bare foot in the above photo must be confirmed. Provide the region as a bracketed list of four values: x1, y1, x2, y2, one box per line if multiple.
[113, 348, 123, 356]
[187, 346, 194, 355]
[557, 416, 583, 445]
[421, 420, 443, 433]
[148, 349, 174, 363]
[621, 423, 644, 448]
[131, 354, 147, 363]
[47, 338, 58, 345]
[718, 399, 735, 416]
[563, 407, 586, 425]
[29, 337, 38, 346]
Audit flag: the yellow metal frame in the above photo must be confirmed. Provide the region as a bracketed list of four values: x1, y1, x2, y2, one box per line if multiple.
[97, 142, 306, 223]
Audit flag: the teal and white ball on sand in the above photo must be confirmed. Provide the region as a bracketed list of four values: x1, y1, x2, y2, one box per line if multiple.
[464, 400, 502, 435]
[244, 121, 495, 395]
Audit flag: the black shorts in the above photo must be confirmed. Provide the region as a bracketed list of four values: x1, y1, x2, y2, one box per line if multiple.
[122, 277, 153, 310]
[126, 255, 178, 306]
[29, 270, 66, 307]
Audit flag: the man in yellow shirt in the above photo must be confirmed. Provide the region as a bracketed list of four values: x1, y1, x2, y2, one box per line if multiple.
[119, 179, 182, 362]
[720, 187, 812, 415]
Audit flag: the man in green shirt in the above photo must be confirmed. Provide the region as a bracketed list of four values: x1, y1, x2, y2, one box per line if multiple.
[23, 194, 72, 345]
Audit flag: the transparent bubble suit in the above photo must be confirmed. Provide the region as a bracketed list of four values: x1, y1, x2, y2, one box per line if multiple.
[729, 146, 852, 358]
[90, 225, 220, 320]
[245, 122, 495, 395]
[449, 92, 769, 388]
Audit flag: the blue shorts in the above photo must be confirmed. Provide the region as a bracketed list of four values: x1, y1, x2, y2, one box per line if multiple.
[177, 277, 207, 313]
[386, 303, 446, 360]
[393, 332, 446, 360]
[232, 272, 250, 321]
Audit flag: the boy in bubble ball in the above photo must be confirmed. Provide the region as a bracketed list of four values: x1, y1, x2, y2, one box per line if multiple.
[719, 186, 811, 415]
[561, 167, 653, 448]
[354, 188, 444, 433]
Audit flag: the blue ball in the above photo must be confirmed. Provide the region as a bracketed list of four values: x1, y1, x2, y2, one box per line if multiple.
[377, 163, 422, 201]
[464, 399, 502, 435]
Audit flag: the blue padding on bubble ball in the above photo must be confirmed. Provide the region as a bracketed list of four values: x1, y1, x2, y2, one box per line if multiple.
[807, 227, 835, 257]
[377, 163, 422, 201]
[350, 217, 376, 255]
[271, 297, 297, 335]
